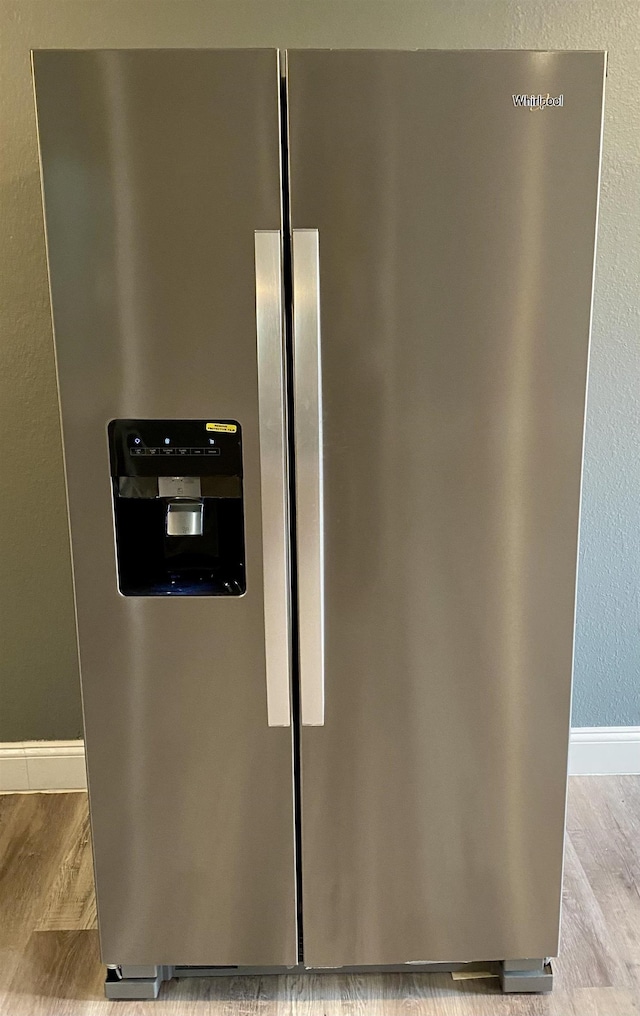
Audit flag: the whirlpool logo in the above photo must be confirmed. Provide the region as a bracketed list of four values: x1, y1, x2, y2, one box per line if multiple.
[512, 92, 564, 109]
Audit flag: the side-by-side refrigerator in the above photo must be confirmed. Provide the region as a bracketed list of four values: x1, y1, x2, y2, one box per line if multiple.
[33, 48, 605, 998]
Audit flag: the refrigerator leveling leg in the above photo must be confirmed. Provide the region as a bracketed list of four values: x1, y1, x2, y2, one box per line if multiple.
[104, 965, 174, 1000]
[500, 959, 553, 993]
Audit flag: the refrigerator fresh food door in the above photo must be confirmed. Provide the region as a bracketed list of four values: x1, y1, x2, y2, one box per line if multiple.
[34, 49, 297, 966]
[288, 49, 605, 966]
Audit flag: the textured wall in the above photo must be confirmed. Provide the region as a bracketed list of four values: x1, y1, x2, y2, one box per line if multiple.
[1, 0, 637, 737]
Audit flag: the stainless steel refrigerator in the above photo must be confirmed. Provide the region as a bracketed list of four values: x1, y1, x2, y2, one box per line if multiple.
[33, 48, 605, 998]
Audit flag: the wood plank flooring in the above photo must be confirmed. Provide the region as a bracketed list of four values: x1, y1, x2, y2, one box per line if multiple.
[0, 778, 638, 1014]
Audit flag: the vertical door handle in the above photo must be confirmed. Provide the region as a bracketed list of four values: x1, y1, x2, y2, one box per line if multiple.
[255, 230, 291, 727]
[292, 229, 325, 726]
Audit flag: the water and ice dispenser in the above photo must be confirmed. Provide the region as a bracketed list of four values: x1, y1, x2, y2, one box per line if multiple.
[109, 420, 246, 596]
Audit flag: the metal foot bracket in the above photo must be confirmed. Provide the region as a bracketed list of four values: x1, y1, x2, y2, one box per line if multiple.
[500, 958, 553, 993]
[104, 965, 174, 1000]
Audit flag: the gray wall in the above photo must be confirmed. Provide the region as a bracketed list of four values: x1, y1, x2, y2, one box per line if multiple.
[1, 0, 638, 739]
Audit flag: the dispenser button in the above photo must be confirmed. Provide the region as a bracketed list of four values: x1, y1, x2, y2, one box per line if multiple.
[166, 500, 204, 537]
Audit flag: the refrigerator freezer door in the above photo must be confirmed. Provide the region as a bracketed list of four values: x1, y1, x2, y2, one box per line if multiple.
[34, 49, 297, 965]
[287, 50, 605, 966]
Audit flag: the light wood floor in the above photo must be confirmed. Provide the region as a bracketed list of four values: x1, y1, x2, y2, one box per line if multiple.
[0, 777, 638, 1014]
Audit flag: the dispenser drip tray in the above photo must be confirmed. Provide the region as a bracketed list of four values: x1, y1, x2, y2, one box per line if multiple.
[131, 572, 245, 597]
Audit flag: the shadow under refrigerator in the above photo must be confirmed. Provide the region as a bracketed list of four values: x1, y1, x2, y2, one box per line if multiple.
[33, 48, 605, 998]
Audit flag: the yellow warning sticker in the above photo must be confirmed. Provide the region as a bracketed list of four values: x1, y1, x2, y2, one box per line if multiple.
[206, 422, 237, 433]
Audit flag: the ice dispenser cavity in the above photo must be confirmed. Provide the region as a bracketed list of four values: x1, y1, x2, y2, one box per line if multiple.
[108, 420, 245, 596]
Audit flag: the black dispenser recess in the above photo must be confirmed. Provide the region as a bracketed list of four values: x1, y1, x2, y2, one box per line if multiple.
[108, 419, 246, 596]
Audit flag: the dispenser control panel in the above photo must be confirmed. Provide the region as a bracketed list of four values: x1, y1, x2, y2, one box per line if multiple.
[130, 446, 221, 456]
[108, 419, 242, 478]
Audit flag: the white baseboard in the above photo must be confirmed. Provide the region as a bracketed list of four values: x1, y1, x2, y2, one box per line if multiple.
[568, 726, 640, 776]
[0, 741, 86, 792]
[0, 728, 638, 792]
